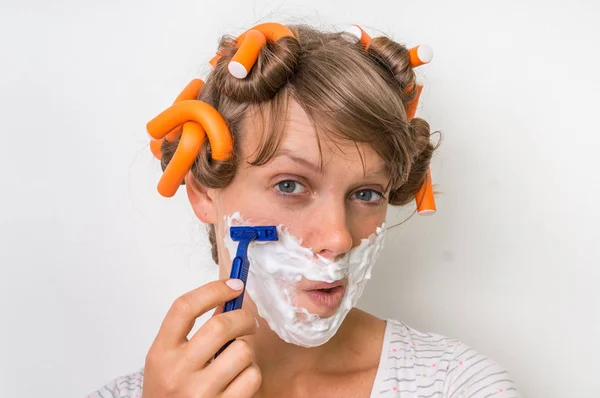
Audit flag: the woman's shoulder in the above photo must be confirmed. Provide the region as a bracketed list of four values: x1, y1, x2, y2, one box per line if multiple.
[86, 368, 144, 398]
[372, 319, 521, 397]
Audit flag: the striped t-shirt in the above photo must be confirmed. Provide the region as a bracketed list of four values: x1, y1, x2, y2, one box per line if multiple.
[87, 319, 520, 397]
[371, 319, 520, 397]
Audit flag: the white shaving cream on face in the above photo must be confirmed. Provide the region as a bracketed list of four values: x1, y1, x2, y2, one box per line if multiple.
[223, 212, 386, 347]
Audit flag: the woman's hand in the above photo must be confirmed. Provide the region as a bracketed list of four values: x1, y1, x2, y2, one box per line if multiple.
[142, 279, 261, 398]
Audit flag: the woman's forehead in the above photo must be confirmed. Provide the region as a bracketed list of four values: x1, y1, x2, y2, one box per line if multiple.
[241, 100, 387, 177]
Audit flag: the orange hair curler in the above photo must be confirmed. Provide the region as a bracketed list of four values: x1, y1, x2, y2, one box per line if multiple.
[147, 100, 233, 160]
[228, 29, 267, 79]
[346, 24, 373, 49]
[415, 168, 436, 215]
[150, 79, 205, 162]
[209, 22, 295, 78]
[401, 44, 432, 122]
[174, 78, 204, 102]
[157, 122, 206, 197]
[236, 22, 294, 46]
[147, 81, 234, 197]
[166, 79, 204, 142]
[408, 45, 433, 68]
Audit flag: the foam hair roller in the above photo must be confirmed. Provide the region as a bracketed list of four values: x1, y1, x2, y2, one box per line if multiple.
[228, 29, 267, 79]
[149, 79, 205, 161]
[345, 24, 373, 49]
[146, 80, 234, 197]
[209, 22, 295, 78]
[348, 24, 436, 215]
[147, 100, 232, 160]
[158, 122, 206, 197]
[409, 45, 433, 67]
[165, 79, 205, 142]
[416, 168, 436, 215]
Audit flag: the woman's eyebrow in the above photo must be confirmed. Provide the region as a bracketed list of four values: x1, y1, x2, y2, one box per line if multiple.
[273, 149, 323, 174]
[273, 148, 388, 180]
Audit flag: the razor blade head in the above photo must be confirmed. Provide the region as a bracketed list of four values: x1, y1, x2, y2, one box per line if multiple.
[230, 226, 279, 241]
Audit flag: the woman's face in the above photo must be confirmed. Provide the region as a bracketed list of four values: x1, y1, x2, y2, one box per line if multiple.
[190, 100, 389, 318]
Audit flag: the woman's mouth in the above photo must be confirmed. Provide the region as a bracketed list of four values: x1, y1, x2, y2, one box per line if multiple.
[302, 281, 346, 313]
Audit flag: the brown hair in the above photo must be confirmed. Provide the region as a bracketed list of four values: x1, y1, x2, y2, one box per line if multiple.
[158, 24, 439, 263]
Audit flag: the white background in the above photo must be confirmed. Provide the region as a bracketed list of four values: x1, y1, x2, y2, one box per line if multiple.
[1, 1, 598, 397]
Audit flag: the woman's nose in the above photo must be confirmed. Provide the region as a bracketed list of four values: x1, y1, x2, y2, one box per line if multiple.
[307, 199, 353, 261]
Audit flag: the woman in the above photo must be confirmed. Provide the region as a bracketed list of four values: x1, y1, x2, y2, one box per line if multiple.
[89, 23, 520, 397]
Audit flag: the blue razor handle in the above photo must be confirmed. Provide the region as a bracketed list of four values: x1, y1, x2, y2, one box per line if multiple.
[215, 226, 278, 358]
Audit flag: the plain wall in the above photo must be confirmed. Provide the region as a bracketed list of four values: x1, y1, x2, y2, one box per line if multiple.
[1, 1, 598, 397]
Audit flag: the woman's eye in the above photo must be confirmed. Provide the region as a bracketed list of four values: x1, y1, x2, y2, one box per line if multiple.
[275, 180, 306, 194]
[352, 189, 382, 202]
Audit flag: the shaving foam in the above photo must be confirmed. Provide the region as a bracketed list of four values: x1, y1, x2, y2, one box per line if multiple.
[223, 212, 386, 347]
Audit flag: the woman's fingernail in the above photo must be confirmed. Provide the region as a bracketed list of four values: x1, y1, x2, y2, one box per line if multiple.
[255, 318, 260, 329]
[226, 279, 244, 291]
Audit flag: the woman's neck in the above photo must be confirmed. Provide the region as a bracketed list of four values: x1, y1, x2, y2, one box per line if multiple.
[242, 306, 386, 387]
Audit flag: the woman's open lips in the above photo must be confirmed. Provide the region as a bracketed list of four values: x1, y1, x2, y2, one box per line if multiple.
[302, 281, 346, 312]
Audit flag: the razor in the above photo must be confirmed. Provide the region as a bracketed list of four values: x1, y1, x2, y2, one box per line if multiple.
[215, 225, 278, 357]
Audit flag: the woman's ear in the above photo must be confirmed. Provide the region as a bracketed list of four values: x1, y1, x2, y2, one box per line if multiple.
[184, 172, 218, 224]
